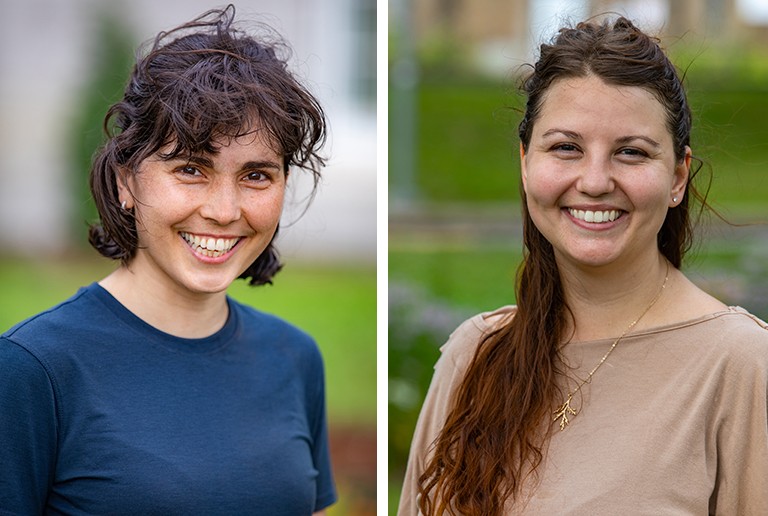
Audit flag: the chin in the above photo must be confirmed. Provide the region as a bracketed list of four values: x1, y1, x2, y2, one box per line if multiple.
[556, 247, 624, 269]
[181, 272, 240, 295]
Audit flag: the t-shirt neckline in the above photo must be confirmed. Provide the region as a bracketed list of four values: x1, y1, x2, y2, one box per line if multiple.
[567, 306, 751, 345]
[86, 282, 238, 354]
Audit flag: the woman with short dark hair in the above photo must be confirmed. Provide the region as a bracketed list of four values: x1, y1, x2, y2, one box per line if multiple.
[0, 6, 335, 514]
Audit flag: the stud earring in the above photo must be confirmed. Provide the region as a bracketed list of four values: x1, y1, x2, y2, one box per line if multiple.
[121, 200, 127, 210]
[673, 197, 678, 203]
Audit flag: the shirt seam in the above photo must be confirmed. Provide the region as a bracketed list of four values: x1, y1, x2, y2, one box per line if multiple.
[468, 306, 766, 344]
[1, 335, 61, 478]
[3, 289, 88, 339]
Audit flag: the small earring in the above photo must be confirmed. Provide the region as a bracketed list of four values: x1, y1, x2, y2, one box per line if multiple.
[121, 200, 127, 210]
[673, 197, 678, 203]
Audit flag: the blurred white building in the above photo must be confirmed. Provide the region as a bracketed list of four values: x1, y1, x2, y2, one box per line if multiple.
[0, 0, 376, 262]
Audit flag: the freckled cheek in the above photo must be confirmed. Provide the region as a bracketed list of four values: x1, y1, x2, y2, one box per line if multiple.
[138, 195, 197, 229]
[243, 190, 285, 231]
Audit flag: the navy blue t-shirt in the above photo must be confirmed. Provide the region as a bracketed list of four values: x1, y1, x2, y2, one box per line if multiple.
[0, 283, 336, 515]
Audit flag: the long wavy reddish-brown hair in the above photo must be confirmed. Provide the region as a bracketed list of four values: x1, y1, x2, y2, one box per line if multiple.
[418, 17, 707, 515]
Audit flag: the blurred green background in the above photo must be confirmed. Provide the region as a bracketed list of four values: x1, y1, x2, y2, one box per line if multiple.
[389, 0, 768, 512]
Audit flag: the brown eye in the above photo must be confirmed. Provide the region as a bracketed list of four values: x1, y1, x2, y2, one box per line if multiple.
[550, 143, 581, 157]
[617, 148, 648, 158]
[179, 165, 202, 176]
[245, 171, 269, 182]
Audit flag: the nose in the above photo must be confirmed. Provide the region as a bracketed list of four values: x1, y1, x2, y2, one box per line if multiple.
[199, 179, 242, 225]
[576, 155, 615, 197]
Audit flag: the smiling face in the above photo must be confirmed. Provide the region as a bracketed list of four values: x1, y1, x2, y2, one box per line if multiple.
[118, 129, 286, 298]
[521, 75, 690, 272]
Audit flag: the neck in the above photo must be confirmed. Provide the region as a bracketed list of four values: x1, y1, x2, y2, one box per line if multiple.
[557, 253, 671, 342]
[99, 265, 229, 339]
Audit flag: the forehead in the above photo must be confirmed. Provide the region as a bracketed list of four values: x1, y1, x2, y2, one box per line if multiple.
[210, 131, 283, 163]
[210, 129, 281, 155]
[156, 123, 283, 161]
[535, 76, 670, 140]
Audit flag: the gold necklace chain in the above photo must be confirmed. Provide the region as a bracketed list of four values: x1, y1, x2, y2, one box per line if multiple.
[553, 263, 670, 431]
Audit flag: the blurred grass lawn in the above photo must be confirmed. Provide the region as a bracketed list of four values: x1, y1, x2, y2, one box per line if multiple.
[0, 256, 376, 427]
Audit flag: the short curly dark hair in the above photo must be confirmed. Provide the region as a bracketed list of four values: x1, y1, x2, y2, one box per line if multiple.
[88, 4, 327, 285]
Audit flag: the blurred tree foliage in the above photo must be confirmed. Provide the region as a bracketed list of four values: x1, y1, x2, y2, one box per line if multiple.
[70, 9, 136, 238]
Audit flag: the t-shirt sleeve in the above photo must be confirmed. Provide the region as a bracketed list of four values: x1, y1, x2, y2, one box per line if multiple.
[0, 336, 57, 514]
[307, 347, 337, 512]
[709, 337, 768, 515]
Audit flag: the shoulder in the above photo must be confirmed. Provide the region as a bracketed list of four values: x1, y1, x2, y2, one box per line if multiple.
[398, 305, 517, 510]
[718, 307, 768, 334]
[437, 305, 516, 374]
[0, 335, 53, 384]
[0, 335, 58, 430]
[708, 308, 768, 373]
[2, 285, 100, 355]
[669, 308, 768, 392]
[700, 308, 768, 360]
[229, 298, 315, 344]
[228, 298, 322, 364]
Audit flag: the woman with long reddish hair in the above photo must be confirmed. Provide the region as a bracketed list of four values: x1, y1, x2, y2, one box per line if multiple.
[399, 16, 768, 515]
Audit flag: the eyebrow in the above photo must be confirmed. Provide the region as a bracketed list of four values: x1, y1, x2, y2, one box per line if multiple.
[541, 128, 580, 140]
[615, 135, 661, 149]
[183, 155, 283, 171]
[540, 128, 661, 148]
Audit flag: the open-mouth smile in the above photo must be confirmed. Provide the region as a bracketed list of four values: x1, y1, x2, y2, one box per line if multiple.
[180, 232, 241, 258]
[567, 208, 623, 224]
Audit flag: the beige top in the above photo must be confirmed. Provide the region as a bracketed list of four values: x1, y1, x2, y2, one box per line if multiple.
[398, 306, 768, 515]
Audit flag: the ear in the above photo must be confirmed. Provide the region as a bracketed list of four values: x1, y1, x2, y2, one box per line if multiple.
[116, 167, 135, 210]
[670, 146, 691, 207]
[520, 142, 528, 192]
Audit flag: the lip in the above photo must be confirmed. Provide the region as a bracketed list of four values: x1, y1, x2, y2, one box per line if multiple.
[563, 207, 626, 228]
[179, 232, 244, 263]
[567, 204, 623, 212]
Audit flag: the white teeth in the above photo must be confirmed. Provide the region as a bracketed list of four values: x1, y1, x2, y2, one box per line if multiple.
[180, 232, 239, 257]
[568, 209, 619, 224]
